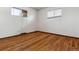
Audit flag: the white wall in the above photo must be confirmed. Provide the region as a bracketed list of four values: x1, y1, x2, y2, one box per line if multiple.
[38, 7, 79, 37]
[0, 7, 37, 38]
[20, 7, 37, 33]
[1, 7, 79, 38]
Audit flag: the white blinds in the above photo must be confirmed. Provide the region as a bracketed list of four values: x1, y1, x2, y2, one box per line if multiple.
[54, 9, 62, 17]
[11, 8, 22, 16]
[47, 10, 54, 18]
[47, 9, 62, 18]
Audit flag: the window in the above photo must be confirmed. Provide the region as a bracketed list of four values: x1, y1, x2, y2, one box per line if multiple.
[11, 7, 27, 17]
[47, 9, 62, 18]
[48, 10, 54, 18]
[54, 9, 62, 17]
[22, 10, 27, 17]
[11, 8, 22, 16]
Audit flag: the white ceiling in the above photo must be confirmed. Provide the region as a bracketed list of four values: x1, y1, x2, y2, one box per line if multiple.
[32, 7, 46, 10]
[32, 7, 59, 10]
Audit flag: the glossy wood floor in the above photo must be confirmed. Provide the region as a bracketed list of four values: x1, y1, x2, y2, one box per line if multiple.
[0, 31, 79, 51]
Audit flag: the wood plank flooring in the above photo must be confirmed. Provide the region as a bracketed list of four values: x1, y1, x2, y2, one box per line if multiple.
[0, 31, 79, 51]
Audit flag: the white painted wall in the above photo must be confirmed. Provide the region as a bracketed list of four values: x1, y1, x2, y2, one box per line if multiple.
[0, 7, 37, 38]
[38, 7, 79, 37]
[20, 7, 37, 33]
[1, 7, 79, 38]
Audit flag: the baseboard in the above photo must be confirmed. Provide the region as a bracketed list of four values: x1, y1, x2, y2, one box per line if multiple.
[0, 31, 79, 39]
[0, 31, 38, 39]
[21, 31, 38, 34]
[36, 31, 79, 39]
[0, 33, 21, 39]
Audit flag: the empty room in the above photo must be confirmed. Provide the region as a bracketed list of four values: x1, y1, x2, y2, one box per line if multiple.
[0, 7, 79, 51]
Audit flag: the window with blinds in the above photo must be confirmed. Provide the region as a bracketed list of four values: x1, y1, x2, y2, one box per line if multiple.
[47, 9, 62, 19]
[11, 7, 27, 17]
[11, 8, 21, 16]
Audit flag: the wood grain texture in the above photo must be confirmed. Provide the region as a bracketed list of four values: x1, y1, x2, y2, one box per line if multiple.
[0, 31, 79, 51]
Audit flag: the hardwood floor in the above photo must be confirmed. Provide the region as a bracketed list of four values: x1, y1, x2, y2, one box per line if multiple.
[0, 31, 79, 51]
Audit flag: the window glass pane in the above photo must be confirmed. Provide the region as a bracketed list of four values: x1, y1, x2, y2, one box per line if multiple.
[47, 10, 54, 18]
[11, 8, 22, 16]
[54, 9, 62, 17]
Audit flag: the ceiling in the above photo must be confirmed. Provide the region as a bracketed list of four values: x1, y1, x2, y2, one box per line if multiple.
[32, 7, 46, 10]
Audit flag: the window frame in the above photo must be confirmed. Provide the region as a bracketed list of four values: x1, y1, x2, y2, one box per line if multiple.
[47, 9, 62, 19]
[11, 7, 22, 16]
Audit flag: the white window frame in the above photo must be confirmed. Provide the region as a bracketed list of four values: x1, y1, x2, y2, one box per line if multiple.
[11, 8, 22, 16]
[47, 9, 62, 19]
